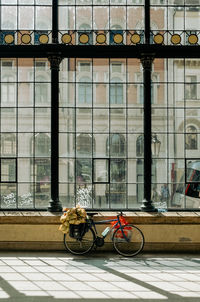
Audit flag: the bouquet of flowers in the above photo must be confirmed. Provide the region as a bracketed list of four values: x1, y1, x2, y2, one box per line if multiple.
[59, 205, 87, 234]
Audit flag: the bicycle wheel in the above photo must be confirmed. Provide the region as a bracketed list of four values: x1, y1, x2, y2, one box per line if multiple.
[113, 224, 144, 257]
[64, 228, 95, 255]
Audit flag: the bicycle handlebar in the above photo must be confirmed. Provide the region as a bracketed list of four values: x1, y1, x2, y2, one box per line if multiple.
[117, 211, 124, 217]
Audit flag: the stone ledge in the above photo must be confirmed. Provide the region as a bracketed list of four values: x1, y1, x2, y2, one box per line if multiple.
[0, 211, 199, 224]
[0, 241, 200, 252]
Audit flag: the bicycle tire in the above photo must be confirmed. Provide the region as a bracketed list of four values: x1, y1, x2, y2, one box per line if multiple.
[113, 224, 144, 257]
[64, 228, 95, 255]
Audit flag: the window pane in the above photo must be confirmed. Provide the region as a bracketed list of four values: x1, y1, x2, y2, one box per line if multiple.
[1, 159, 16, 182]
[94, 159, 108, 182]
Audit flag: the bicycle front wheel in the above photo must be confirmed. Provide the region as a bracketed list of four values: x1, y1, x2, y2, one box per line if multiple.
[113, 225, 144, 257]
[64, 228, 95, 255]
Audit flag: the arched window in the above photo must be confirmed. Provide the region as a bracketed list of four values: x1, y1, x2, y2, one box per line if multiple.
[107, 134, 125, 156]
[186, 126, 197, 150]
[78, 77, 92, 104]
[110, 77, 123, 104]
[34, 133, 51, 157]
[76, 134, 95, 156]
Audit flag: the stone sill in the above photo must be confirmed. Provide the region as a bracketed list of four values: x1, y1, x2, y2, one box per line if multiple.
[0, 211, 200, 224]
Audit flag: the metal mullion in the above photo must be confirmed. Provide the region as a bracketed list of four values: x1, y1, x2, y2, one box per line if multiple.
[33, 58, 36, 209]
[52, 0, 58, 44]
[91, 58, 94, 209]
[34, 0, 36, 33]
[125, 58, 128, 210]
[184, 57, 186, 209]
[75, 0, 77, 39]
[145, 0, 150, 44]
[75, 58, 77, 207]
[0, 58, 2, 203]
[166, 58, 169, 207]
[108, 57, 111, 210]
[16, 58, 19, 209]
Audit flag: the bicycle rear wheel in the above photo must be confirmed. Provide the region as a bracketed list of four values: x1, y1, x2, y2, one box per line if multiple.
[113, 225, 144, 257]
[64, 228, 95, 255]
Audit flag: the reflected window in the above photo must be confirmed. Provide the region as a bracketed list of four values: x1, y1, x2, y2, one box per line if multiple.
[78, 77, 92, 104]
[34, 133, 50, 157]
[107, 134, 125, 156]
[110, 159, 126, 183]
[76, 159, 92, 184]
[110, 78, 123, 104]
[77, 134, 94, 156]
[185, 76, 197, 100]
[35, 75, 48, 105]
[1, 159, 16, 182]
[1, 76, 15, 106]
[186, 126, 197, 150]
[31, 135, 51, 193]
[34, 159, 50, 193]
[1, 134, 16, 156]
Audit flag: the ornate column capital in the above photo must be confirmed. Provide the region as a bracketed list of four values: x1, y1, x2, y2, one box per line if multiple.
[48, 54, 63, 70]
[140, 54, 155, 71]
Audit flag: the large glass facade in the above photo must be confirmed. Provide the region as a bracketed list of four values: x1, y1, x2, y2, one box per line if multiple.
[0, 1, 200, 210]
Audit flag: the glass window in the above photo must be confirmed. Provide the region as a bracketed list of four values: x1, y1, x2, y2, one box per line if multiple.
[35, 133, 51, 157]
[107, 134, 125, 156]
[185, 76, 197, 100]
[1, 158, 16, 182]
[186, 126, 197, 150]
[1, 134, 16, 156]
[110, 78, 123, 104]
[78, 77, 92, 104]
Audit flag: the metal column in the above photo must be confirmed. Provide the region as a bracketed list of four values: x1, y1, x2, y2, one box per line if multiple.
[140, 56, 156, 212]
[48, 0, 63, 212]
[140, 0, 156, 211]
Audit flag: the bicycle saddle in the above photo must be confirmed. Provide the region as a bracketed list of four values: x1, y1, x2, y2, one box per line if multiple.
[87, 212, 98, 217]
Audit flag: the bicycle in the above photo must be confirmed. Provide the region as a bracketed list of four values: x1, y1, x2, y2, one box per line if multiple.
[63, 212, 145, 257]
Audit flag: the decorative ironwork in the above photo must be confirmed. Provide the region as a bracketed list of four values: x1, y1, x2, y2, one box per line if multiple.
[61, 33, 72, 44]
[171, 34, 181, 45]
[0, 30, 200, 46]
[39, 34, 49, 44]
[140, 55, 154, 71]
[48, 55, 63, 70]
[4, 34, 14, 44]
[21, 34, 31, 44]
[154, 34, 164, 45]
[96, 33, 106, 44]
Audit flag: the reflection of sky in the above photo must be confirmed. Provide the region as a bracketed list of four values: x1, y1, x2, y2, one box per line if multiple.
[0, 254, 200, 299]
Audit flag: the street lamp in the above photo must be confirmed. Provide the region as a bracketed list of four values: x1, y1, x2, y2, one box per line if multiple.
[151, 134, 161, 157]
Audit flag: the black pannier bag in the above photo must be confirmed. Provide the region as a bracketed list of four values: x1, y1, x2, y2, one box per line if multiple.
[69, 223, 88, 239]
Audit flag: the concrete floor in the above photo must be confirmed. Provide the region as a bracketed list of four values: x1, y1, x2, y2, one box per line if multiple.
[0, 251, 200, 302]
